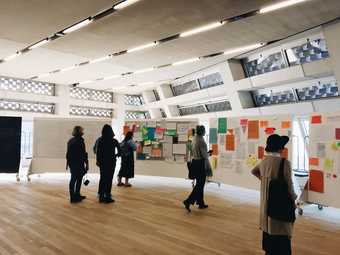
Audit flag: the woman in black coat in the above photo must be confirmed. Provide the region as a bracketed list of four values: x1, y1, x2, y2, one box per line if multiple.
[96, 124, 121, 203]
[117, 131, 137, 187]
[66, 126, 89, 203]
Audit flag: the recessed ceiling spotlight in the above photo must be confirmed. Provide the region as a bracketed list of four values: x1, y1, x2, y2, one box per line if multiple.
[113, 0, 141, 10]
[259, 0, 308, 14]
[172, 57, 200, 66]
[62, 18, 93, 34]
[180, 21, 225, 37]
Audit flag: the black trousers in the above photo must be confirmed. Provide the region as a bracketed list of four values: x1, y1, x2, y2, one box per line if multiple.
[69, 170, 83, 199]
[262, 232, 292, 255]
[99, 163, 116, 199]
[186, 174, 206, 205]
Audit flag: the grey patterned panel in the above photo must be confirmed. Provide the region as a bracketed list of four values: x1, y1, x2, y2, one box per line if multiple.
[125, 111, 150, 119]
[178, 105, 207, 116]
[0, 76, 55, 96]
[286, 39, 329, 66]
[0, 99, 55, 113]
[254, 90, 296, 107]
[172, 80, 200, 96]
[206, 101, 231, 112]
[198, 73, 224, 89]
[124, 95, 144, 106]
[70, 87, 113, 103]
[70, 105, 113, 118]
[297, 80, 339, 101]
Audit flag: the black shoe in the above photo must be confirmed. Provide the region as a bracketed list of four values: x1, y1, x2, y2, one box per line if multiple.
[183, 200, 191, 212]
[79, 195, 86, 200]
[104, 198, 115, 204]
[70, 197, 81, 203]
[198, 204, 208, 209]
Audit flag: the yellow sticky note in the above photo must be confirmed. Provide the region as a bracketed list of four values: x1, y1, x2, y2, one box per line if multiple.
[246, 155, 257, 167]
[324, 158, 334, 172]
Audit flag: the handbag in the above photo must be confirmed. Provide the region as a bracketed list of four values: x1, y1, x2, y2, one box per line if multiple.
[267, 158, 296, 223]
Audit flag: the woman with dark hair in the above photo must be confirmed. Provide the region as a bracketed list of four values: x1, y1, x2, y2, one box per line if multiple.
[96, 124, 121, 203]
[183, 125, 211, 212]
[117, 131, 136, 187]
[66, 126, 89, 203]
[251, 134, 297, 255]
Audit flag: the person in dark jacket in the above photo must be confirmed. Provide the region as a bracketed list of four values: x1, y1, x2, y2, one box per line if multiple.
[66, 126, 89, 203]
[183, 125, 211, 212]
[96, 124, 121, 203]
[117, 131, 137, 187]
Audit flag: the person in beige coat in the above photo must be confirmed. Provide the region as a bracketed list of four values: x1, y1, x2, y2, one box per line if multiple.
[251, 134, 297, 255]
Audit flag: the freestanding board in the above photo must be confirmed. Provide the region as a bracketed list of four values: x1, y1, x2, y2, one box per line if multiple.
[0, 117, 22, 173]
[308, 112, 340, 208]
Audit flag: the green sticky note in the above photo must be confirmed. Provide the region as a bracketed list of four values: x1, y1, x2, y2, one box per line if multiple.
[218, 118, 227, 134]
[165, 129, 176, 136]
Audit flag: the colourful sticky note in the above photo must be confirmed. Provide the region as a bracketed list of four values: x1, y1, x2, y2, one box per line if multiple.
[148, 127, 155, 140]
[309, 157, 319, 166]
[281, 121, 291, 129]
[248, 120, 259, 139]
[218, 118, 227, 134]
[227, 129, 234, 135]
[211, 144, 218, 156]
[211, 156, 218, 170]
[246, 155, 257, 167]
[324, 158, 334, 172]
[265, 127, 276, 135]
[280, 148, 288, 159]
[258, 146, 265, 159]
[336, 128, 340, 140]
[309, 170, 324, 193]
[240, 119, 248, 126]
[144, 140, 151, 146]
[209, 128, 218, 144]
[165, 129, 176, 136]
[311, 115, 322, 124]
[151, 148, 162, 158]
[260, 121, 269, 128]
[226, 135, 235, 151]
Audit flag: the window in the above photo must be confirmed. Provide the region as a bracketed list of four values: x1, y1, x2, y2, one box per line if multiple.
[160, 108, 167, 118]
[296, 80, 338, 101]
[153, 89, 161, 101]
[70, 87, 113, 103]
[124, 95, 144, 106]
[252, 89, 296, 107]
[178, 105, 207, 116]
[0, 99, 55, 113]
[21, 120, 33, 158]
[206, 101, 231, 112]
[125, 111, 150, 119]
[243, 52, 287, 77]
[70, 105, 113, 118]
[292, 117, 309, 172]
[0, 76, 55, 96]
[198, 73, 224, 89]
[286, 38, 329, 66]
[172, 80, 200, 96]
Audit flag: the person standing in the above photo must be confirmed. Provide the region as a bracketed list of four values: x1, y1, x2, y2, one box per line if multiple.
[96, 124, 121, 203]
[183, 125, 211, 212]
[251, 134, 297, 255]
[66, 126, 89, 203]
[117, 131, 136, 187]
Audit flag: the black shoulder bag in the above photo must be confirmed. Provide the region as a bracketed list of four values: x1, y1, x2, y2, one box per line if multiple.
[267, 158, 296, 223]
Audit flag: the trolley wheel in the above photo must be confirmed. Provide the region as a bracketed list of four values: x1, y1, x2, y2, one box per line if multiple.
[16, 177, 20, 182]
[298, 208, 303, 216]
[27, 177, 31, 182]
[318, 205, 323, 210]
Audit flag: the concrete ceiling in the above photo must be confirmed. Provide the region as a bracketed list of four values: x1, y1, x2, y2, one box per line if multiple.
[0, 0, 339, 94]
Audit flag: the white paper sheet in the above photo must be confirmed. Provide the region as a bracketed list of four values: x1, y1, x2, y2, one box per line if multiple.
[173, 144, 187, 155]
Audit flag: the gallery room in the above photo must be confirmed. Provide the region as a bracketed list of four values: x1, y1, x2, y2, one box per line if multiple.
[1, 0, 340, 254]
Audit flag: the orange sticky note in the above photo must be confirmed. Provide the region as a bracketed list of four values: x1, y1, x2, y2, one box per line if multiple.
[248, 120, 259, 139]
[309, 157, 319, 166]
[226, 135, 235, 151]
[258, 146, 265, 159]
[281, 121, 291, 129]
[260, 120, 269, 128]
[309, 170, 324, 193]
[227, 129, 234, 135]
[212, 144, 218, 156]
[311, 115, 322, 124]
[280, 148, 288, 159]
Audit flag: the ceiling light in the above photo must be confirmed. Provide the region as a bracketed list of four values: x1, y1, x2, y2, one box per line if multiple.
[134, 67, 155, 74]
[127, 42, 158, 53]
[103, 74, 121, 81]
[223, 43, 265, 55]
[28, 38, 49, 50]
[62, 18, 93, 34]
[114, 0, 141, 10]
[259, 0, 308, 14]
[89, 55, 112, 64]
[172, 58, 200, 66]
[78, 80, 94, 85]
[37, 73, 51, 79]
[60, 66, 77, 72]
[180, 21, 225, 37]
[4, 52, 22, 62]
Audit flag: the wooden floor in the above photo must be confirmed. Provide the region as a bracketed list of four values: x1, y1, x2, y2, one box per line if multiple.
[0, 174, 340, 255]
